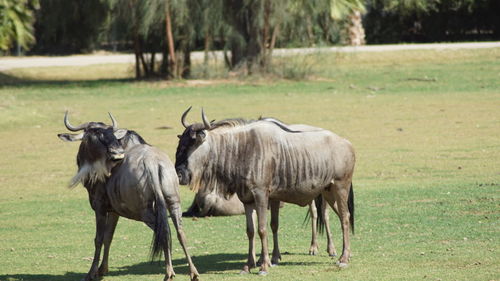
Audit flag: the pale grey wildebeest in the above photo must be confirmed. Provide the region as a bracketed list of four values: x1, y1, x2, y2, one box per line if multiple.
[182, 119, 339, 257]
[58, 111, 199, 281]
[175, 107, 355, 275]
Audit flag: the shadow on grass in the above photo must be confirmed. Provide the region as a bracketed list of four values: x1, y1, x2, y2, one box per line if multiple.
[0, 72, 135, 88]
[0, 253, 244, 281]
[0, 252, 328, 280]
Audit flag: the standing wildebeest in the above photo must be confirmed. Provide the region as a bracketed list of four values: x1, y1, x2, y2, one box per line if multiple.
[183, 118, 338, 257]
[58, 111, 199, 281]
[175, 107, 355, 275]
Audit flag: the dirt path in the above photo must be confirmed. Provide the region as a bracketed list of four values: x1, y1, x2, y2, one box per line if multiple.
[1, 42, 499, 71]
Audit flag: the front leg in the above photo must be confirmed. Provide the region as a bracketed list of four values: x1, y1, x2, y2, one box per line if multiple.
[241, 203, 256, 274]
[98, 212, 119, 276]
[86, 210, 107, 281]
[254, 192, 271, 275]
[269, 200, 281, 265]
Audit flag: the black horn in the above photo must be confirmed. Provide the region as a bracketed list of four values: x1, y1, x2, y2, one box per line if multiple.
[64, 111, 88, 131]
[108, 112, 118, 129]
[181, 106, 192, 128]
[201, 108, 211, 130]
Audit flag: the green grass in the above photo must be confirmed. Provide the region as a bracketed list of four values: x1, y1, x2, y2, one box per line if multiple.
[0, 48, 499, 281]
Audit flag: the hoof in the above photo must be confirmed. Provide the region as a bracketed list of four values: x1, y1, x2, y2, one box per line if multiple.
[258, 271, 268, 276]
[240, 265, 251, 275]
[84, 271, 98, 281]
[271, 263, 278, 267]
[329, 253, 337, 257]
[336, 261, 349, 268]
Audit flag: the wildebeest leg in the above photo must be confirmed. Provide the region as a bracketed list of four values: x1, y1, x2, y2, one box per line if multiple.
[85, 210, 107, 281]
[241, 203, 256, 274]
[98, 212, 119, 276]
[269, 199, 281, 265]
[143, 219, 176, 281]
[254, 192, 271, 275]
[308, 201, 319, 255]
[169, 204, 199, 281]
[323, 181, 351, 267]
[322, 199, 337, 256]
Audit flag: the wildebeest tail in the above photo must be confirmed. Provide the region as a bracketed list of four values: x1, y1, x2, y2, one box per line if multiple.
[315, 195, 325, 234]
[348, 183, 355, 234]
[145, 161, 172, 260]
[182, 198, 202, 217]
[302, 195, 325, 234]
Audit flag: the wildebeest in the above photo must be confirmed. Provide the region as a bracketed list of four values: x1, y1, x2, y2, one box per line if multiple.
[175, 107, 355, 274]
[182, 118, 338, 257]
[184, 191, 336, 257]
[58, 111, 199, 281]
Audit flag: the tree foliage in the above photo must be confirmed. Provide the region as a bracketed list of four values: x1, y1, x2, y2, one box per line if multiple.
[0, 0, 39, 52]
[364, 0, 500, 43]
[33, 0, 108, 54]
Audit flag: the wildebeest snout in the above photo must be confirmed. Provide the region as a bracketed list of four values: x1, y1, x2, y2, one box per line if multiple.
[108, 146, 125, 161]
[176, 166, 190, 185]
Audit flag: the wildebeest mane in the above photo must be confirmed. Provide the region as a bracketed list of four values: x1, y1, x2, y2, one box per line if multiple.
[120, 130, 148, 148]
[209, 117, 302, 133]
[209, 118, 254, 130]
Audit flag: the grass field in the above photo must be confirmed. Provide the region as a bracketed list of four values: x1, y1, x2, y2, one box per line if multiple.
[0, 47, 499, 281]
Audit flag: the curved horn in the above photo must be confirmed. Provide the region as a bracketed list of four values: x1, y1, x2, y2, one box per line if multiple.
[108, 112, 118, 129]
[201, 108, 211, 130]
[181, 106, 192, 128]
[64, 111, 88, 132]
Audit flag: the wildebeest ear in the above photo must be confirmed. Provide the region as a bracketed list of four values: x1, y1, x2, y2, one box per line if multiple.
[196, 130, 206, 143]
[113, 129, 128, 140]
[58, 133, 84, 142]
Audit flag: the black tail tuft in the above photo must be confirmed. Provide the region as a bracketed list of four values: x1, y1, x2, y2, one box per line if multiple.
[182, 198, 202, 217]
[348, 183, 355, 235]
[315, 195, 325, 234]
[302, 195, 325, 235]
[149, 165, 172, 261]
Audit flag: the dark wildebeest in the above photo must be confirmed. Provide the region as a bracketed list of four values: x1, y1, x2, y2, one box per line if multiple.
[183, 191, 336, 257]
[175, 108, 355, 275]
[58, 111, 199, 281]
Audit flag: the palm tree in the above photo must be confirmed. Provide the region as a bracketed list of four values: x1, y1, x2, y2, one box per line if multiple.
[330, 0, 366, 45]
[0, 0, 39, 53]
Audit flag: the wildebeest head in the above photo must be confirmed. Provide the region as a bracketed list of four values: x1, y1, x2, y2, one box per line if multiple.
[175, 106, 212, 185]
[58, 111, 128, 187]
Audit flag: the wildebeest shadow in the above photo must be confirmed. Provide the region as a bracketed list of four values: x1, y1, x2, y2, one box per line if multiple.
[0, 252, 327, 280]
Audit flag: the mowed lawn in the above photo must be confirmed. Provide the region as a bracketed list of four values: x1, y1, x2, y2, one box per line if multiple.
[0, 48, 498, 281]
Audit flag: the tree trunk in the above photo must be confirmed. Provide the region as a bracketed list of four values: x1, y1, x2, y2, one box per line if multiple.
[346, 10, 365, 46]
[203, 32, 210, 78]
[260, 0, 271, 69]
[165, 0, 176, 78]
[225, 0, 262, 73]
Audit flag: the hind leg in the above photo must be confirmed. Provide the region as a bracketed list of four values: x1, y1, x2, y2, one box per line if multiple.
[322, 180, 352, 266]
[322, 199, 337, 257]
[143, 217, 176, 281]
[169, 204, 199, 281]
